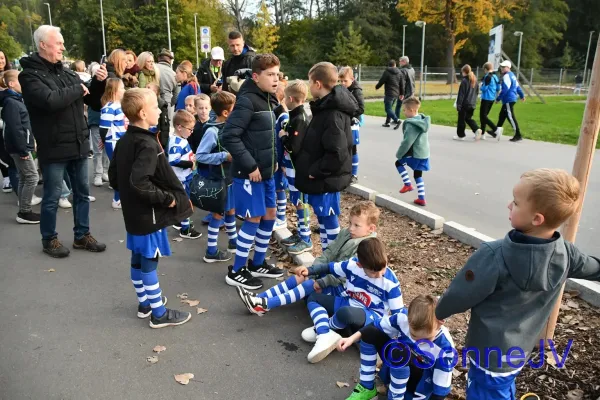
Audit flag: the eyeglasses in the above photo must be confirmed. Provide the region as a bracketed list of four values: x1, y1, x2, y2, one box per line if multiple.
[179, 125, 194, 133]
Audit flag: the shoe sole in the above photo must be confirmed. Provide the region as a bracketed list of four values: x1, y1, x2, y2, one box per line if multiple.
[281, 239, 301, 247]
[272, 223, 288, 231]
[2, 189, 13, 193]
[288, 246, 313, 255]
[59, 205, 72, 209]
[138, 297, 168, 318]
[249, 271, 284, 278]
[308, 339, 340, 364]
[235, 286, 255, 313]
[149, 312, 192, 329]
[43, 249, 70, 258]
[172, 225, 182, 230]
[225, 275, 263, 290]
[180, 233, 203, 239]
[227, 248, 236, 254]
[93, 183, 104, 187]
[72, 244, 107, 252]
[16, 217, 40, 224]
[203, 254, 232, 263]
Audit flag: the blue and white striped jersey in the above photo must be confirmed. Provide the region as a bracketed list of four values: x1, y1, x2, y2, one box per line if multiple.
[100, 101, 127, 142]
[168, 135, 194, 183]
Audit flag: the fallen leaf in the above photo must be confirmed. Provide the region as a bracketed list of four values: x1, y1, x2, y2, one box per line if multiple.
[153, 345, 166, 353]
[197, 307, 208, 314]
[146, 356, 158, 364]
[447, 248, 456, 253]
[566, 300, 579, 309]
[545, 352, 557, 367]
[566, 389, 584, 400]
[565, 289, 580, 298]
[45, 268, 56, 272]
[433, 258, 440, 263]
[181, 299, 200, 307]
[177, 293, 189, 300]
[174, 373, 194, 385]
[173, 237, 183, 242]
[336, 381, 350, 388]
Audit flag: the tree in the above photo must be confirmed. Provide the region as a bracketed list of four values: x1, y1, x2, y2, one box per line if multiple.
[397, 0, 520, 82]
[328, 21, 371, 66]
[561, 41, 575, 69]
[250, 1, 280, 53]
[0, 23, 23, 60]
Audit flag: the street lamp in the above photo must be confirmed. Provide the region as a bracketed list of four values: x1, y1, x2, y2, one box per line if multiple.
[100, 0, 107, 57]
[415, 21, 426, 99]
[194, 13, 199, 70]
[583, 31, 595, 88]
[514, 31, 523, 79]
[166, 0, 172, 51]
[44, 2, 52, 26]
[402, 25, 407, 57]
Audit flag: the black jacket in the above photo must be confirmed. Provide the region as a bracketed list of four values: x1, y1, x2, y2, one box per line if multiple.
[157, 97, 170, 151]
[281, 104, 309, 162]
[221, 79, 278, 180]
[189, 119, 207, 155]
[196, 58, 221, 95]
[347, 81, 364, 117]
[294, 86, 358, 194]
[375, 66, 402, 98]
[108, 125, 193, 235]
[399, 64, 416, 98]
[19, 53, 106, 164]
[0, 90, 34, 156]
[456, 76, 479, 111]
[222, 45, 256, 93]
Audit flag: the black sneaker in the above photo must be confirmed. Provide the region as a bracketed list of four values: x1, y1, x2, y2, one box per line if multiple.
[509, 135, 523, 142]
[16, 211, 40, 224]
[137, 296, 168, 318]
[393, 120, 402, 130]
[382, 123, 391, 128]
[73, 233, 107, 252]
[225, 266, 264, 290]
[235, 286, 267, 315]
[351, 175, 358, 184]
[180, 227, 202, 239]
[247, 259, 284, 278]
[203, 249, 232, 263]
[149, 308, 192, 328]
[281, 233, 301, 247]
[227, 241, 237, 253]
[43, 238, 70, 258]
[487, 130, 497, 138]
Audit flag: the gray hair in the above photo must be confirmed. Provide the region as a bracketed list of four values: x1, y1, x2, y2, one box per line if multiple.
[34, 25, 62, 51]
[399, 56, 409, 64]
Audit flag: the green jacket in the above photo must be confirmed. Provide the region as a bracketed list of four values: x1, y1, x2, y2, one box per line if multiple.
[396, 113, 430, 160]
[138, 70, 159, 91]
[312, 228, 377, 289]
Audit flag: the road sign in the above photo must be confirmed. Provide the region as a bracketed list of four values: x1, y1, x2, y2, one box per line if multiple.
[200, 26, 211, 55]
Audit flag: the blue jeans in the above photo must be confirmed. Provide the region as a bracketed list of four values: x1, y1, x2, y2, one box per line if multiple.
[395, 98, 402, 120]
[40, 158, 90, 241]
[384, 96, 398, 124]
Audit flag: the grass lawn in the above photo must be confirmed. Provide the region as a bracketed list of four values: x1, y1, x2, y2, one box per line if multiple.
[364, 96, 591, 147]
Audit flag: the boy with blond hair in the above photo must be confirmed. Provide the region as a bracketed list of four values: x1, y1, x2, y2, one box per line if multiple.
[436, 168, 600, 399]
[184, 94, 197, 117]
[190, 93, 211, 153]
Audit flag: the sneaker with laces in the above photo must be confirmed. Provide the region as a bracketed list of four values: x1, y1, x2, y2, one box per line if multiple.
[180, 227, 202, 239]
[112, 200, 121, 209]
[59, 197, 72, 208]
[475, 129, 482, 141]
[149, 308, 192, 328]
[345, 383, 378, 400]
[235, 286, 269, 315]
[307, 330, 342, 363]
[509, 135, 523, 142]
[93, 176, 104, 187]
[226, 266, 264, 290]
[301, 326, 317, 343]
[273, 218, 287, 231]
[393, 120, 402, 130]
[43, 238, 70, 258]
[381, 123, 391, 128]
[203, 249, 232, 263]
[281, 233, 301, 247]
[102, 173, 109, 182]
[31, 195, 42, 206]
[288, 240, 313, 255]
[137, 296, 168, 318]
[452, 135, 465, 141]
[73, 233, 107, 252]
[247, 259, 284, 278]
[17, 211, 41, 224]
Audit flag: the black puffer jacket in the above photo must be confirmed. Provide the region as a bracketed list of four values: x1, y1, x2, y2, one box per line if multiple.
[0, 90, 34, 156]
[19, 53, 106, 164]
[375, 66, 402, 98]
[108, 125, 193, 235]
[221, 79, 278, 180]
[222, 45, 256, 93]
[294, 86, 358, 194]
[347, 81, 364, 117]
[456, 76, 479, 111]
[196, 58, 221, 95]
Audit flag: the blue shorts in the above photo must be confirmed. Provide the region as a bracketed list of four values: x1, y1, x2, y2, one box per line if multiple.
[466, 361, 517, 400]
[352, 123, 360, 145]
[182, 180, 191, 196]
[308, 192, 341, 217]
[274, 170, 288, 191]
[225, 184, 235, 212]
[398, 157, 430, 172]
[127, 229, 171, 259]
[233, 177, 276, 218]
[334, 297, 380, 326]
[321, 284, 346, 297]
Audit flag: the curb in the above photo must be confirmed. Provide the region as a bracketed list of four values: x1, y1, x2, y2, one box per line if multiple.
[375, 194, 444, 230]
[273, 228, 316, 267]
[443, 221, 495, 249]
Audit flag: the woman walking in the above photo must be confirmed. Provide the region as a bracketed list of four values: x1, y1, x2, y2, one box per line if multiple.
[479, 62, 500, 140]
[453, 64, 482, 141]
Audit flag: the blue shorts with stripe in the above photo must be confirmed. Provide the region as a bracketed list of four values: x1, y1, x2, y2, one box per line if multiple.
[233, 177, 276, 218]
[308, 192, 341, 217]
[352, 123, 360, 145]
[225, 184, 235, 212]
[466, 361, 518, 400]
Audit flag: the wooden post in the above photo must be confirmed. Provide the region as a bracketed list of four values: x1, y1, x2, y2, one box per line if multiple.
[558, 68, 563, 96]
[542, 37, 600, 345]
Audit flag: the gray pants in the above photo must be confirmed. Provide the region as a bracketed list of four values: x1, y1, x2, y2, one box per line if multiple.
[11, 153, 39, 213]
[90, 125, 109, 179]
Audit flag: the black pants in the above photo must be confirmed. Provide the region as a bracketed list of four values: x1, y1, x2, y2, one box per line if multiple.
[457, 107, 479, 138]
[307, 292, 367, 335]
[497, 102, 521, 137]
[479, 100, 497, 133]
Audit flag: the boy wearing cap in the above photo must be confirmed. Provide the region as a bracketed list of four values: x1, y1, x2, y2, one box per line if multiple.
[197, 47, 225, 96]
[494, 60, 525, 143]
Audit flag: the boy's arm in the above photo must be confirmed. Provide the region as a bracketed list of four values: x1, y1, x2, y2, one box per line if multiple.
[313, 231, 346, 265]
[315, 275, 345, 289]
[374, 312, 403, 338]
[566, 241, 600, 281]
[435, 245, 499, 320]
[196, 129, 228, 165]
[307, 259, 350, 279]
[354, 88, 365, 116]
[130, 142, 175, 207]
[308, 114, 349, 179]
[220, 96, 258, 175]
[387, 284, 404, 315]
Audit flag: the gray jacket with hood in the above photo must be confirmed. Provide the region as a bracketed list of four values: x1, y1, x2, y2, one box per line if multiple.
[436, 230, 600, 373]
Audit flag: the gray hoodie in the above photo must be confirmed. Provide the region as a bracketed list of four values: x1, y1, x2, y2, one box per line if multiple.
[436, 231, 600, 373]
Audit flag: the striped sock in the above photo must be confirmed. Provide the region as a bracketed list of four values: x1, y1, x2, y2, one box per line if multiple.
[308, 301, 330, 335]
[141, 261, 166, 318]
[266, 279, 315, 310]
[181, 218, 190, 230]
[359, 341, 378, 390]
[131, 266, 150, 307]
[206, 216, 221, 255]
[329, 309, 347, 331]
[233, 221, 260, 272]
[317, 217, 328, 249]
[396, 164, 411, 187]
[389, 366, 410, 399]
[322, 215, 340, 246]
[352, 153, 359, 176]
[276, 190, 287, 222]
[416, 177, 425, 200]
[258, 275, 298, 298]
[252, 218, 276, 266]
[297, 206, 312, 244]
[224, 213, 238, 245]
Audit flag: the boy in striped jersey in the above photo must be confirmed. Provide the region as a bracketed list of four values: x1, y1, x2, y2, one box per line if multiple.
[339, 295, 455, 400]
[273, 81, 290, 231]
[168, 110, 202, 239]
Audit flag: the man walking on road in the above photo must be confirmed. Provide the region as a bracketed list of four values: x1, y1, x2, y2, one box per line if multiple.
[375, 60, 402, 129]
[155, 49, 179, 120]
[494, 60, 525, 142]
[19, 25, 108, 258]
[394, 56, 416, 129]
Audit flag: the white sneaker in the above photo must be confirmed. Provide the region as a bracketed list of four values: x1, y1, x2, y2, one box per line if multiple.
[88, 195, 96, 202]
[481, 133, 487, 140]
[474, 129, 482, 141]
[93, 176, 104, 187]
[112, 200, 122, 209]
[273, 218, 287, 231]
[102, 173, 109, 182]
[452, 136, 465, 141]
[301, 326, 317, 343]
[31, 195, 42, 206]
[307, 331, 342, 363]
[496, 127, 504, 141]
[58, 197, 72, 209]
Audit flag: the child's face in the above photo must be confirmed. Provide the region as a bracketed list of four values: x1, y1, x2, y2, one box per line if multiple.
[349, 214, 376, 239]
[508, 179, 544, 231]
[195, 99, 211, 121]
[404, 105, 418, 119]
[176, 121, 194, 139]
[339, 75, 353, 88]
[253, 66, 280, 94]
[125, 54, 135, 69]
[362, 266, 385, 279]
[308, 78, 323, 99]
[117, 82, 125, 100]
[141, 95, 160, 127]
[284, 95, 301, 110]
[9, 78, 22, 94]
[185, 98, 196, 115]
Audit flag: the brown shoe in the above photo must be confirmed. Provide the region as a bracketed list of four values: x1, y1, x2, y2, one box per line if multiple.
[43, 238, 70, 258]
[73, 233, 107, 252]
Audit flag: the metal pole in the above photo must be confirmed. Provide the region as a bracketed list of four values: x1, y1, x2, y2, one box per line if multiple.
[530, 68, 534, 86]
[402, 25, 407, 57]
[25, 0, 35, 53]
[450, 68, 453, 98]
[419, 23, 426, 99]
[476, 66, 479, 80]
[44, 3, 52, 26]
[583, 31, 595, 88]
[558, 68, 563, 95]
[194, 13, 199, 69]
[166, 0, 172, 51]
[516, 34, 523, 79]
[100, 0, 107, 57]
[358, 64, 362, 83]
[423, 65, 428, 100]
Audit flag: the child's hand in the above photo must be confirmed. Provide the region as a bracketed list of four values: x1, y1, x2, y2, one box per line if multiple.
[226, 153, 232, 162]
[313, 281, 322, 293]
[278, 129, 288, 138]
[337, 338, 354, 352]
[169, 199, 176, 208]
[190, 154, 196, 162]
[294, 266, 309, 278]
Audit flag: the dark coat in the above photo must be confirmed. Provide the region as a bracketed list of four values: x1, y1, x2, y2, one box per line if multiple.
[294, 86, 358, 194]
[347, 81, 364, 117]
[196, 58, 221, 95]
[19, 53, 106, 164]
[281, 104, 309, 162]
[456, 76, 479, 111]
[220, 79, 278, 180]
[157, 97, 170, 150]
[399, 64, 416, 98]
[108, 125, 193, 235]
[221, 45, 256, 93]
[0, 90, 34, 156]
[375, 66, 402, 98]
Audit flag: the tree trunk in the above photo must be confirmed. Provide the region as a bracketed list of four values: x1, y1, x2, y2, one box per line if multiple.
[280, 0, 284, 23]
[446, 32, 455, 84]
[273, 0, 279, 25]
[309, 0, 313, 18]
